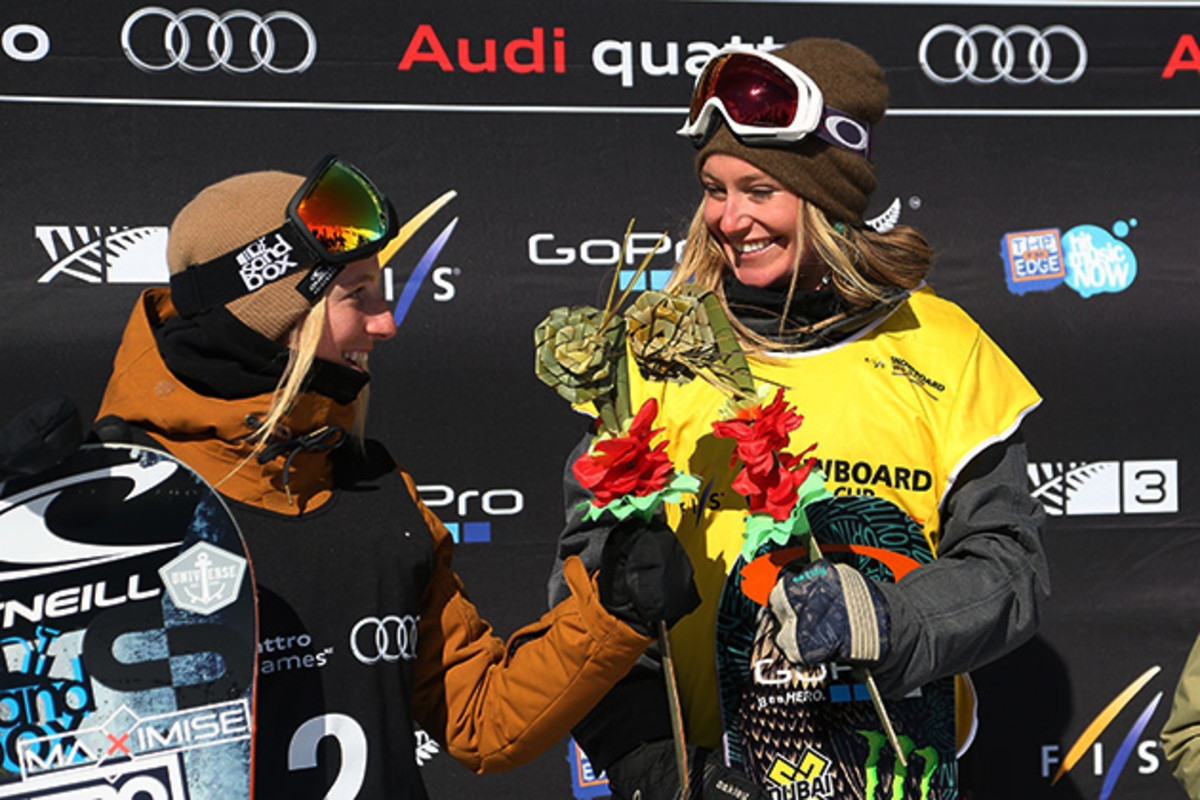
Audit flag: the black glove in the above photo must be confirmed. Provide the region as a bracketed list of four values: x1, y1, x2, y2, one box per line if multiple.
[597, 517, 700, 636]
[605, 739, 768, 800]
[769, 558, 890, 666]
[0, 395, 83, 481]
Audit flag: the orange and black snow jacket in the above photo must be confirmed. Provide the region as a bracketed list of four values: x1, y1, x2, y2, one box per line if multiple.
[97, 289, 650, 798]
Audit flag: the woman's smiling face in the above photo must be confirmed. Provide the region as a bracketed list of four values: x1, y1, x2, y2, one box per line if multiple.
[313, 256, 396, 370]
[700, 153, 804, 290]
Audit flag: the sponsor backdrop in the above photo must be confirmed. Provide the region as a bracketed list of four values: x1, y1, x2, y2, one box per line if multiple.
[1, 1, 1196, 797]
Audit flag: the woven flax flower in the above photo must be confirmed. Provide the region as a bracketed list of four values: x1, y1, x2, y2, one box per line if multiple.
[534, 305, 624, 406]
[624, 290, 718, 383]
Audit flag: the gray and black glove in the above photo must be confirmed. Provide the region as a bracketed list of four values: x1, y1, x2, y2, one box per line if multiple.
[605, 739, 767, 800]
[769, 558, 890, 666]
[597, 517, 700, 636]
[0, 395, 82, 481]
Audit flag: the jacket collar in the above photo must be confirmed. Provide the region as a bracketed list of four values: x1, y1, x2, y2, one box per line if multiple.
[97, 289, 357, 515]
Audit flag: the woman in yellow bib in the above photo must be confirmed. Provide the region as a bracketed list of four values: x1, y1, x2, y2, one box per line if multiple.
[549, 38, 1049, 800]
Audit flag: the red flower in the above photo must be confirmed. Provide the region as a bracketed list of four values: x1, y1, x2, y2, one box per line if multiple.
[713, 389, 817, 521]
[573, 398, 674, 506]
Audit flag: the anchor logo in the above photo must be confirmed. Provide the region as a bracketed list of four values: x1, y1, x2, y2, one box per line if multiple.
[158, 542, 247, 615]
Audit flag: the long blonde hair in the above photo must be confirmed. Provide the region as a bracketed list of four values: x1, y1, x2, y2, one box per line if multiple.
[242, 297, 369, 457]
[666, 199, 933, 351]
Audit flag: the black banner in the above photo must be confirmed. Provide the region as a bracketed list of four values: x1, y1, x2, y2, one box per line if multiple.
[2, 2, 1197, 797]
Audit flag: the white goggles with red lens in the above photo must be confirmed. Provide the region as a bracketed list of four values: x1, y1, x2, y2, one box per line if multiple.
[678, 47, 872, 156]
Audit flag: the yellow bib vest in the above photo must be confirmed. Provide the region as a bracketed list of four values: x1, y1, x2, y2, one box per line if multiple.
[617, 286, 1041, 749]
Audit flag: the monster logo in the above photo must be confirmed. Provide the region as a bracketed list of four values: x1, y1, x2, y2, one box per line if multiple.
[860, 731, 939, 800]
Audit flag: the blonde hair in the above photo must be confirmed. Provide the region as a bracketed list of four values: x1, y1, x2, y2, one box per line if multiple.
[225, 297, 368, 482]
[666, 200, 933, 352]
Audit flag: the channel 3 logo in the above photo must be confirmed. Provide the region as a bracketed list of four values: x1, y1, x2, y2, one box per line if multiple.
[1027, 460, 1177, 516]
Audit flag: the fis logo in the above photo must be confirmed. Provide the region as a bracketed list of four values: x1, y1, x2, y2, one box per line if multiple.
[1043, 666, 1165, 799]
[1002, 218, 1138, 297]
[1028, 460, 1178, 516]
[417, 484, 525, 544]
[380, 190, 460, 326]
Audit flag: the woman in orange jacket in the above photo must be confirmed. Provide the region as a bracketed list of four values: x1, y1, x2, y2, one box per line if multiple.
[94, 156, 699, 798]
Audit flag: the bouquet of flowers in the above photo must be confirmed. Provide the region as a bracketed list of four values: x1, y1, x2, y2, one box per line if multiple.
[533, 223, 755, 792]
[572, 397, 700, 523]
[711, 387, 831, 562]
[712, 387, 909, 766]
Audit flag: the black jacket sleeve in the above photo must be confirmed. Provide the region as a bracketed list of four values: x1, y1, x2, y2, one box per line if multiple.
[547, 431, 674, 770]
[871, 433, 1050, 697]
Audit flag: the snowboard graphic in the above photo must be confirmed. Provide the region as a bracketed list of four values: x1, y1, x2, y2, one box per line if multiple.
[0, 443, 255, 799]
[716, 495, 957, 800]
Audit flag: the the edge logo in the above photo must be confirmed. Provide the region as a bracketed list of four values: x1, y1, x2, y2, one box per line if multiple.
[1001, 218, 1138, 298]
[417, 484, 525, 544]
[1043, 666, 1165, 799]
[1028, 460, 1178, 516]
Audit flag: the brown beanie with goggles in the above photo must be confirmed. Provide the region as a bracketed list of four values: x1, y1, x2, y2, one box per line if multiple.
[167, 171, 312, 342]
[695, 38, 888, 225]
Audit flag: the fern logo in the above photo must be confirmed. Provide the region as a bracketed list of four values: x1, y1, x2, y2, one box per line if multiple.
[1028, 460, 1177, 516]
[35, 225, 169, 284]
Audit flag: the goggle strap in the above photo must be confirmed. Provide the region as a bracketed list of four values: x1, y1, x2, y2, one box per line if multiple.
[169, 222, 324, 317]
[295, 263, 345, 302]
[813, 105, 872, 158]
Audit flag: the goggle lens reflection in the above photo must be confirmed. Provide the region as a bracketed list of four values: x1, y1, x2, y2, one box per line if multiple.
[295, 160, 391, 256]
[690, 53, 801, 129]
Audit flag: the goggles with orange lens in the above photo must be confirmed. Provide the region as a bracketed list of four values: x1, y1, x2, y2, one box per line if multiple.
[677, 47, 873, 156]
[171, 154, 398, 317]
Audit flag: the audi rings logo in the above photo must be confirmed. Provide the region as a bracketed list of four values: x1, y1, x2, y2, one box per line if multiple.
[350, 615, 419, 665]
[919, 24, 1087, 85]
[121, 7, 317, 74]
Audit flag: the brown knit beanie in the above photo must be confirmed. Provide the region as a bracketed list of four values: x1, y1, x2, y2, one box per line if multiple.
[167, 170, 312, 342]
[695, 38, 888, 225]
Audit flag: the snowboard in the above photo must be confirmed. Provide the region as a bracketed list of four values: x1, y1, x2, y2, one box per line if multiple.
[0, 443, 255, 799]
[716, 494, 957, 800]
